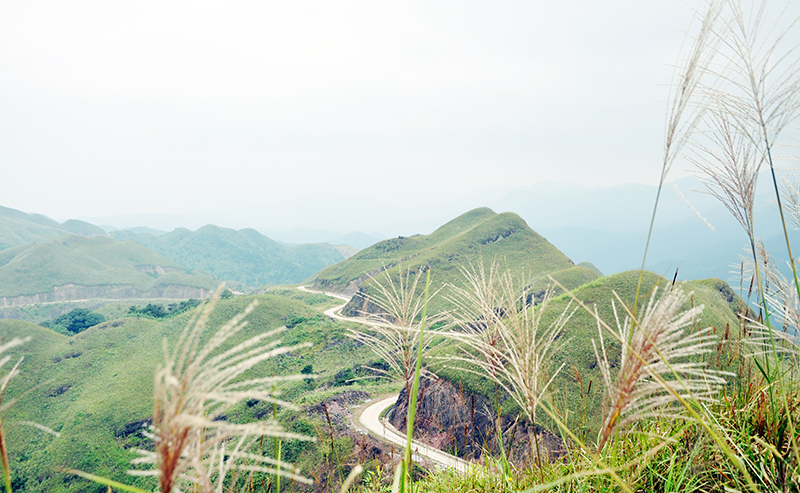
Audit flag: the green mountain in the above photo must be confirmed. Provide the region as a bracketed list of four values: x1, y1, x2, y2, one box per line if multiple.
[313, 207, 600, 314]
[0, 234, 218, 304]
[111, 224, 347, 288]
[0, 205, 105, 251]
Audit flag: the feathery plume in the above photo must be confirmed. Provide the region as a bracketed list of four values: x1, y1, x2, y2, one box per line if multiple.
[445, 265, 573, 439]
[129, 286, 313, 493]
[593, 286, 727, 452]
[346, 267, 441, 399]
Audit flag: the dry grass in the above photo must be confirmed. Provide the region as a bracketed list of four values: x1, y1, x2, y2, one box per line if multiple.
[444, 263, 575, 462]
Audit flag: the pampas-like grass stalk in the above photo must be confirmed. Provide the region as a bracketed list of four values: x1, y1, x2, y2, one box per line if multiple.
[445, 266, 574, 463]
[346, 267, 441, 401]
[592, 286, 727, 452]
[128, 287, 313, 493]
[0, 337, 30, 493]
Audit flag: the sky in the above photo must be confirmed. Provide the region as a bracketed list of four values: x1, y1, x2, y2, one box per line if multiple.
[0, 1, 720, 233]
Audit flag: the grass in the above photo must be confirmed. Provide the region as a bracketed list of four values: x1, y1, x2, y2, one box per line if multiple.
[0, 234, 217, 298]
[0, 290, 391, 492]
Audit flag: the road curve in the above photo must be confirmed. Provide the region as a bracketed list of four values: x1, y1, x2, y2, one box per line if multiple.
[357, 395, 471, 473]
[297, 285, 471, 473]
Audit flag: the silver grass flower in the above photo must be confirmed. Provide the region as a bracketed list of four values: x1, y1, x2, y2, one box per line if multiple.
[128, 288, 313, 493]
[593, 286, 728, 452]
[445, 265, 574, 432]
[745, 245, 800, 362]
[346, 267, 441, 398]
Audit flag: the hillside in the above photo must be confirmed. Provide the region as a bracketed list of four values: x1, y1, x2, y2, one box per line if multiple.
[111, 224, 347, 288]
[0, 234, 218, 305]
[2, 292, 389, 492]
[313, 208, 599, 315]
[428, 270, 743, 447]
[0, 205, 105, 251]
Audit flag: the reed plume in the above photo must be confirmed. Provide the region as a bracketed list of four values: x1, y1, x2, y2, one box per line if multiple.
[346, 267, 441, 400]
[445, 264, 574, 459]
[128, 287, 313, 493]
[592, 286, 727, 452]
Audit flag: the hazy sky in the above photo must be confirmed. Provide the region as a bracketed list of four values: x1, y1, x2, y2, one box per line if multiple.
[0, 1, 703, 229]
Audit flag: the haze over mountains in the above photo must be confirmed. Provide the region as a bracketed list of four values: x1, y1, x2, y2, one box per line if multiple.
[72, 175, 796, 283]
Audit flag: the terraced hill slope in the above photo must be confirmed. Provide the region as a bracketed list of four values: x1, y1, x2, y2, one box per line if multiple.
[0, 234, 217, 306]
[313, 208, 601, 315]
[111, 224, 347, 288]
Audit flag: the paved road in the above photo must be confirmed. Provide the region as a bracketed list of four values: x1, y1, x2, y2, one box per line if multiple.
[357, 394, 471, 473]
[297, 285, 471, 473]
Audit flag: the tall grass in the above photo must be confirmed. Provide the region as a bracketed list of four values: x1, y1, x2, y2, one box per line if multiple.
[346, 268, 441, 406]
[445, 263, 575, 471]
[65, 286, 314, 493]
[0, 338, 29, 493]
[130, 286, 314, 493]
[358, 1, 800, 491]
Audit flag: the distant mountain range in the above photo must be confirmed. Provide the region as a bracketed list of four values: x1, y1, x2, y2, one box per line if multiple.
[111, 225, 349, 288]
[0, 205, 361, 302]
[0, 205, 105, 249]
[0, 234, 217, 306]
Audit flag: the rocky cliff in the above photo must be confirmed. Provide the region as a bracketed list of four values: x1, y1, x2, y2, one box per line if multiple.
[388, 376, 563, 463]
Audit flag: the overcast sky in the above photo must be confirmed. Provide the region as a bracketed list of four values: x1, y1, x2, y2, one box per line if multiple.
[0, 1, 712, 231]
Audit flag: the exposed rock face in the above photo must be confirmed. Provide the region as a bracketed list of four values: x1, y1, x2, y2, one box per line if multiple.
[134, 264, 182, 275]
[340, 289, 387, 318]
[0, 284, 212, 308]
[389, 377, 563, 463]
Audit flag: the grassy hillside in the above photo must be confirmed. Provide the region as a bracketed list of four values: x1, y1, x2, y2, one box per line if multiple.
[431, 270, 743, 436]
[2, 292, 389, 492]
[0, 206, 105, 251]
[314, 208, 593, 315]
[111, 224, 346, 288]
[0, 234, 217, 299]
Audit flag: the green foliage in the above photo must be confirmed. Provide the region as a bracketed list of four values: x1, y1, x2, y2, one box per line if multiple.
[127, 299, 201, 319]
[48, 308, 105, 334]
[111, 224, 346, 288]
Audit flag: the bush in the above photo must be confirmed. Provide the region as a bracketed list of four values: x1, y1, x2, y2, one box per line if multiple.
[51, 308, 105, 334]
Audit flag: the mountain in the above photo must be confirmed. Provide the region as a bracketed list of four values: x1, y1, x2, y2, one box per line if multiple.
[313, 208, 601, 315]
[0, 234, 217, 306]
[111, 224, 347, 288]
[0, 205, 105, 251]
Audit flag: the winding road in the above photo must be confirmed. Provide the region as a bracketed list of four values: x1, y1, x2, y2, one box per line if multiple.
[297, 285, 470, 473]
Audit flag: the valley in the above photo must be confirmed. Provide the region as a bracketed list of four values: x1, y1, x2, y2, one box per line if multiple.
[0, 205, 750, 492]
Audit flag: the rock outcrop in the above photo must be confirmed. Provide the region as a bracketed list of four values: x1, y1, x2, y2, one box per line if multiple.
[389, 377, 563, 463]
